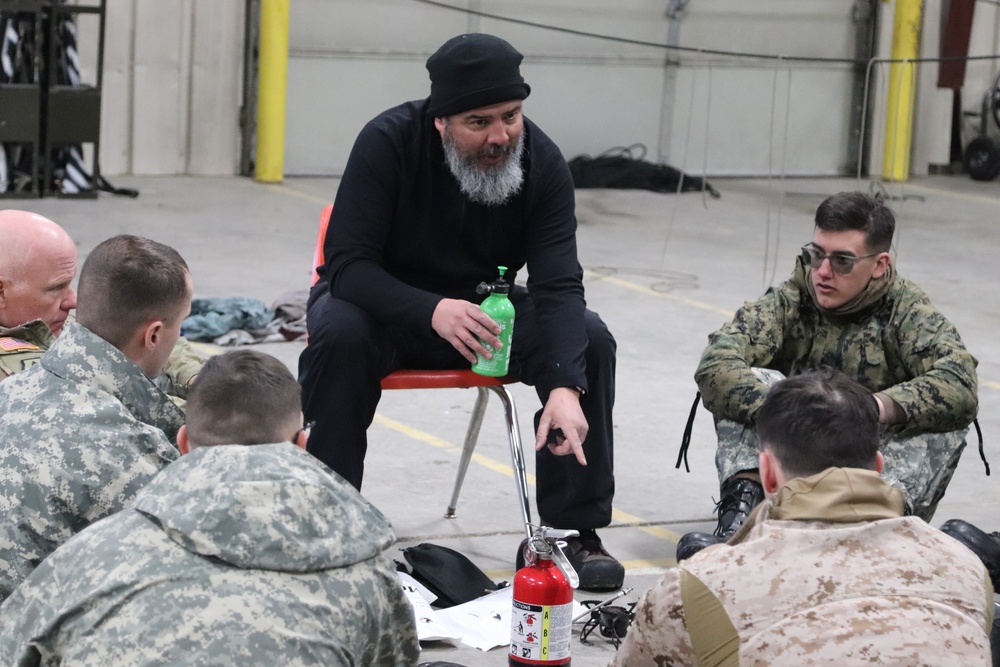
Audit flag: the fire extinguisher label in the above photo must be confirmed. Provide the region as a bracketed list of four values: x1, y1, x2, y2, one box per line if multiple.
[510, 599, 573, 662]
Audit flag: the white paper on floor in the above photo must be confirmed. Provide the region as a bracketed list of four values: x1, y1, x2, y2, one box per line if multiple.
[397, 573, 588, 652]
[398, 571, 462, 645]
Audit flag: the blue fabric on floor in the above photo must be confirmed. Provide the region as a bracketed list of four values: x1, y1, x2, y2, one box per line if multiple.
[181, 297, 274, 341]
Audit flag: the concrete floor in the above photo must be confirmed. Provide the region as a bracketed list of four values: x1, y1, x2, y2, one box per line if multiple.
[15, 173, 1000, 666]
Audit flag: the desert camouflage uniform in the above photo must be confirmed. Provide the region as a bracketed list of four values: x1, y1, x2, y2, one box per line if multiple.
[611, 468, 993, 666]
[696, 259, 978, 520]
[0, 317, 204, 397]
[0, 322, 183, 601]
[0, 443, 420, 667]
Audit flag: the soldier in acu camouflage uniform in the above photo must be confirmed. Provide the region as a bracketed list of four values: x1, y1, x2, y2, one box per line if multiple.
[613, 370, 992, 667]
[0, 234, 193, 601]
[0, 349, 420, 666]
[0, 209, 203, 391]
[677, 192, 978, 561]
[0, 210, 76, 379]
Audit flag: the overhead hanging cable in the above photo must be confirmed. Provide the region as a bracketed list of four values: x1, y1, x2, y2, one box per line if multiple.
[410, 0, 1000, 65]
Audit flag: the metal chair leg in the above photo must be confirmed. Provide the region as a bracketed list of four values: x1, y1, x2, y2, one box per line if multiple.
[444, 384, 533, 539]
[489, 385, 533, 539]
[445, 387, 489, 518]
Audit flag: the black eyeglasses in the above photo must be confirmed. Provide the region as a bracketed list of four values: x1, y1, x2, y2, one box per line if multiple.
[801, 243, 881, 275]
[293, 421, 315, 444]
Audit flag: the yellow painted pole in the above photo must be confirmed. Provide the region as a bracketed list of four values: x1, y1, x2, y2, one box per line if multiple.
[255, 0, 289, 183]
[881, 0, 922, 182]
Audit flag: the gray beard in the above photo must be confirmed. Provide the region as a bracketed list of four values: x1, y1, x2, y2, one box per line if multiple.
[443, 130, 525, 207]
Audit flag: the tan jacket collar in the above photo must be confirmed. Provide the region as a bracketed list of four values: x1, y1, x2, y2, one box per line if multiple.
[792, 254, 896, 317]
[768, 467, 905, 523]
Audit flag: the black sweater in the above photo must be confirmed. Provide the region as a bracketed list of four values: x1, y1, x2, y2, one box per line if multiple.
[321, 98, 588, 392]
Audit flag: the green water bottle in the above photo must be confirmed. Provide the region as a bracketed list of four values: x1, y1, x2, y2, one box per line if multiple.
[472, 266, 515, 377]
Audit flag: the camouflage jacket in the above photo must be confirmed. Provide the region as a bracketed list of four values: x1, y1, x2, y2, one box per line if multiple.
[0, 443, 420, 667]
[695, 258, 978, 435]
[0, 317, 204, 398]
[611, 468, 993, 666]
[0, 322, 183, 602]
[0, 320, 54, 380]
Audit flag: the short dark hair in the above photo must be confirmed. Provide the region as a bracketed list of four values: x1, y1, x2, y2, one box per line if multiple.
[184, 349, 301, 447]
[755, 369, 880, 479]
[76, 235, 190, 348]
[814, 191, 894, 253]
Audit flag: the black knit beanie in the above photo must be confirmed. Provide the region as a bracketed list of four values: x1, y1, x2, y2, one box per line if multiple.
[426, 33, 531, 117]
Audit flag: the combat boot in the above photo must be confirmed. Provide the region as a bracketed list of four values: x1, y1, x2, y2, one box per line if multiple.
[515, 528, 625, 591]
[676, 476, 765, 562]
[940, 519, 1000, 591]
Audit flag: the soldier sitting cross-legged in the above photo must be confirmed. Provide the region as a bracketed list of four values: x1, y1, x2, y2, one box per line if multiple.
[0, 349, 419, 666]
[678, 191, 978, 561]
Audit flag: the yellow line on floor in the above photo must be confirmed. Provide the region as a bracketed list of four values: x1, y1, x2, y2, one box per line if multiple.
[590, 274, 735, 318]
[612, 509, 683, 543]
[264, 182, 332, 206]
[620, 557, 677, 570]
[984, 381, 1000, 392]
[373, 413, 538, 484]
[903, 183, 1000, 207]
[373, 414, 687, 545]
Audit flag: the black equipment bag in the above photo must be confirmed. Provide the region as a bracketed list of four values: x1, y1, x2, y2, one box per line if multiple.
[568, 144, 720, 198]
[399, 542, 503, 608]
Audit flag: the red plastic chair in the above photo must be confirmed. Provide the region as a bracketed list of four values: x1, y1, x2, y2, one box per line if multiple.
[312, 205, 531, 536]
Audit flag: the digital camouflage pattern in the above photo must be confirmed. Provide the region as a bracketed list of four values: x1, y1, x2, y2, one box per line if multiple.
[877, 428, 966, 520]
[0, 317, 205, 397]
[696, 259, 978, 519]
[611, 468, 993, 667]
[0, 319, 54, 380]
[0, 322, 183, 601]
[0, 443, 420, 667]
[695, 258, 978, 432]
[714, 368, 968, 521]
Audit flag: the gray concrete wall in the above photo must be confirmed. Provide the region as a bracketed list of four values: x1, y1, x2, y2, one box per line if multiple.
[75, 0, 245, 176]
[73, 0, 1000, 177]
[285, 0, 860, 177]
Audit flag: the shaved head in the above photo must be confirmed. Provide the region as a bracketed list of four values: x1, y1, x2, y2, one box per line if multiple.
[0, 210, 78, 334]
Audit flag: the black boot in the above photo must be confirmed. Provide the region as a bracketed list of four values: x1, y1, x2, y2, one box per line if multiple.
[676, 476, 765, 562]
[940, 519, 1000, 591]
[515, 529, 625, 591]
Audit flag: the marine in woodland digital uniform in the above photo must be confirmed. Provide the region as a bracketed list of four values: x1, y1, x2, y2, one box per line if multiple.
[695, 192, 977, 523]
[697, 257, 978, 521]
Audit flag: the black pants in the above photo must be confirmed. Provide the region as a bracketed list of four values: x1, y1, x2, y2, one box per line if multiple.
[298, 285, 617, 529]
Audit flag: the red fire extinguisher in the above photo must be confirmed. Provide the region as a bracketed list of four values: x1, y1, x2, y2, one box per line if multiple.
[510, 527, 579, 666]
